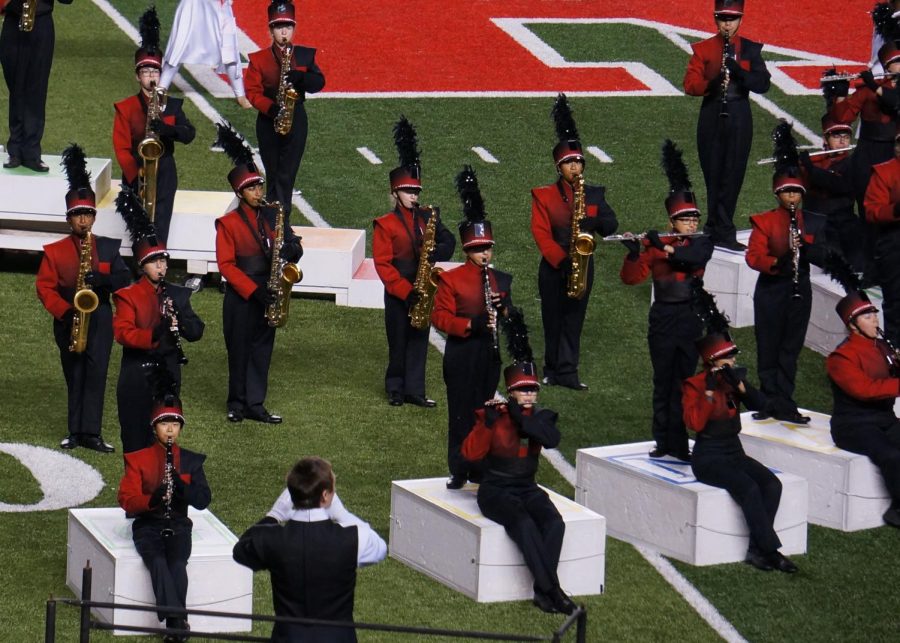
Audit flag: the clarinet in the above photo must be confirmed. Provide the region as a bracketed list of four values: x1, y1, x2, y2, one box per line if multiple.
[482, 265, 500, 359]
[788, 203, 802, 300]
[160, 437, 175, 537]
[159, 282, 188, 365]
[877, 328, 900, 377]
[719, 35, 731, 119]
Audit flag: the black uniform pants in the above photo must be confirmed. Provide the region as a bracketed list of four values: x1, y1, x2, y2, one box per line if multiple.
[443, 334, 500, 477]
[52, 306, 113, 439]
[118, 350, 182, 454]
[697, 99, 752, 244]
[538, 257, 593, 386]
[874, 232, 900, 347]
[849, 138, 893, 284]
[832, 418, 900, 502]
[648, 301, 701, 455]
[383, 292, 428, 397]
[477, 478, 565, 593]
[0, 13, 53, 162]
[256, 106, 309, 218]
[132, 516, 193, 621]
[692, 436, 783, 554]
[223, 284, 275, 416]
[753, 274, 811, 410]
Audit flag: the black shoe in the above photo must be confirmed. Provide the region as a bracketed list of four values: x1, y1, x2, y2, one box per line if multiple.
[671, 450, 692, 462]
[247, 410, 282, 424]
[883, 506, 900, 528]
[226, 410, 243, 423]
[744, 548, 774, 571]
[768, 551, 798, 574]
[775, 411, 811, 425]
[23, 159, 49, 173]
[404, 394, 436, 408]
[548, 587, 576, 615]
[446, 474, 466, 490]
[3, 156, 21, 169]
[541, 375, 556, 386]
[648, 447, 667, 458]
[388, 392, 404, 406]
[751, 411, 771, 421]
[532, 589, 558, 614]
[559, 380, 588, 391]
[60, 435, 79, 449]
[80, 435, 115, 453]
[716, 239, 747, 252]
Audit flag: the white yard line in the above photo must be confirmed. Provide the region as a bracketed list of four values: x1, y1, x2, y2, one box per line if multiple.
[472, 146, 500, 163]
[357, 147, 383, 164]
[586, 146, 614, 163]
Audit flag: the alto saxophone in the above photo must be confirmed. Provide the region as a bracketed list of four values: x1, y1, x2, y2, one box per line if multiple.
[274, 45, 299, 136]
[69, 231, 100, 353]
[263, 199, 303, 327]
[160, 437, 175, 537]
[19, 0, 37, 32]
[409, 206, 444, 330]
[788, 203, 801, 300]
[566, 174, 594, 299]
[138, 82, 165, 222]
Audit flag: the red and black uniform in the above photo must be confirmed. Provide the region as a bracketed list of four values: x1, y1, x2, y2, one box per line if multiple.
[745, 206, 816, 411]
[432, 261, 512, 480]
[683, 369, 783, 555]
[35, 234, 129, 441]
[372, 205, 455, 399]
[215, 202, 302, 418]
[863, 157, 900, 346]
[118, 441, 211, 622]
[462, 402, 564, 594]
[531, 180, 617, 387]
[246, 43, 325, 217]
[113, 278, 204, 453]
[683, 34, 770, 246]
[112, 93, 196, 244]
[620, 234, 713, 456]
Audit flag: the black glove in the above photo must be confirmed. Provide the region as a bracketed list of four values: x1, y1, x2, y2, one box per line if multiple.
[266, 104, 280, 120]
[646, 229, 666, 251]
[507, 399, 524, 425]
[720, 364, 742, 390]
[426, 249, 438, 264]
[821, 69, 850, 104]
[470, 313, 490, 335]
[579, 216, 601, 234]
[279, 241, 302, 262]
[251, 287, 276, 307]
[707, 71, 726, 94]
[172, 475, 186, 498]
[620, 238, 641, 257]
[405, 290, 420, 308]
[286, 70, 305, 90]
[150, 485, 166, 508]
[860, 69, 879, 93]
[84, 271, 111, 289]
[149, 118, 175, 137]
[894, 200, 900, 219]
[724, 56, 742, 78]
[557, 257, 573, 273]
[705, 369, 717, 393]
[484, 404, 500, 427]
[773, 252, 793, 273]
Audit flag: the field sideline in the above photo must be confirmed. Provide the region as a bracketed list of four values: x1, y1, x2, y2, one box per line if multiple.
[1, 1, 898, 641]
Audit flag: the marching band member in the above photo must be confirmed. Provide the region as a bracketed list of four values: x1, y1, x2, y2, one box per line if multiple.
[682, 0, 770, 251]
[433, 167, 512, 490]
[462, 307, 576, 615]
[118, 394, 210, 643]
[531, 94, 617, 391]
[620, 141, 713, 461]
[113, 189, 204, 454]
[684, 295, 798, 573]
[112, 8, 196, 245]
[373, 117, 455, 407]
[746, 122, 821, 425]
[36, 145, 129, 452]
[214, 123, 302, 425]
[869, 2, 900, 75]
[245, 0, 325, 217]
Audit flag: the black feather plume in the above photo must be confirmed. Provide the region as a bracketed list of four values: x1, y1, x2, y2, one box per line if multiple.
[455, 165, 486, 223]
[873, 2, 900, 41]
[214, 121, 255, 167]
[143, 358, 179, 406]
[60, 143, 92, 192]
[823, 248, 862, 294]
[551, 93, 579, 143]
[691, 282, 731, 336]
[772, 120, 800, 176]
[661, 139, 692, 194]
[393, 116, 420, 168]
[116, 186, 156, 245]
[501, 306, 534, 365]
[138, 6, 161, 52]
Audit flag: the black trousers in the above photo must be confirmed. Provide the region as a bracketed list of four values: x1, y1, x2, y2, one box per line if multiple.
[753, 274, 811, 410]
[223, 283, 275, 416]
[874, 232, 900, 346]
[118, 350, 183, 453]
[256, 106, 309, 218]
[0, 13, 53, 162]
[692, 436, 783, 554]
[477, 478, 565, 593]
[443, 334, 500, 477]
[849, 138, 893, 284]
[132, 516, 193, 622]
[52, 306, 113, 439]
[127, 156, 178, 246]
[697, 99, 752, 244]
[818, 209, 866, 274]
[832, 417, 900, 503]
[383, 292, 428, 397]
[648, 301, 701, 455]
[538, 257, 594, 386]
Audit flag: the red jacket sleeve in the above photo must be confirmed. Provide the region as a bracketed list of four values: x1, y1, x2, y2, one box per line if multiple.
[215, 218, 259, 300]
[35, 252, 73, 321]
[530, 190, 568, 268]
[830, 89, 869, 125]
[620, 247, 651, 284]
[373, 219, 414, 300]
[117, 453, 153, 514]
[461, 409, 493, 462]
[112, 102, 139, 184]
[827, 351, 900, 400]
[864, 163, 900, 224]
[245, 53, 276, 117]
[683, 375, 714, 433]
[683, 43, 711, 96]
[745, 216, 779, 275]
[113, 290, 157, 350]
[431, 274, 471, 338]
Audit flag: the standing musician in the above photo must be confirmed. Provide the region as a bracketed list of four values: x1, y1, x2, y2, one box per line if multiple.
[215, 122, 303, 425]
[36, 145, 130, 452]
[373, 117, 455, 407]
[433, 167, 512, 490]
[112, 7, 196, 245]
[619, 140, 713, 461]
[746, 122, 822, 425]
[113, 189, 204, 454]
[683, 0, 770, 251]
[461, 308, 576, 615]
[531, 94, 617, 391]
[118, 396, 211, 642]
[246, 0, 325, 217]
[1, 0, 73, 172]
[862, 125, 900, 348]
[683, 316, 798, 574]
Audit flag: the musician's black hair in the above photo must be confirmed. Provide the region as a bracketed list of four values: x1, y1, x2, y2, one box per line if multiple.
[552, 93, 580, 143]
[661, 139, 692, 194]
[823, 248, 862, 295]
[116, 185, 157, 245]
[61, 143, 92, 192]
[455, 165, 487, 224]
[393, 115, 420, 169]
[138, 6, 161, 53]
[772, 119, 801, 178]
[501, 306, 534, 365]
[691, 281, 732, 337]
[214, 121, 256, 168]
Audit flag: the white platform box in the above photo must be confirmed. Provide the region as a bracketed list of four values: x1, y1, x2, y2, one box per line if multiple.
[702, 229, 757, 328]
[390, 477, 605, 602]
[575, 442, 807, 566]
[66, 507, 252, 635]
[739, 410, 890, 531]
[805, 274, 885, 357]
[0, 155, 111, 222]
